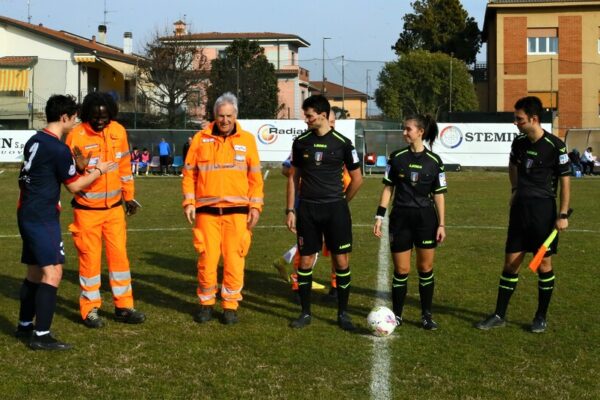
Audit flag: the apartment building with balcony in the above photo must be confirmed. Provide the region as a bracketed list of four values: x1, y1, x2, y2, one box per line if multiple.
[165, 21, 310, 120]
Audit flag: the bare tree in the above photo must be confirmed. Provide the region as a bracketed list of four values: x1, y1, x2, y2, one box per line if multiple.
[137, 27, 208, 128]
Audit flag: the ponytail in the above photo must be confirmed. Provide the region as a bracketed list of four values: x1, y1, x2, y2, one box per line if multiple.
[404, 114, 439, 148]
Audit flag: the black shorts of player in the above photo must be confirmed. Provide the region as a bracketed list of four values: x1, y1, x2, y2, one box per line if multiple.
[389, 206, 438, 253]
[505, 197, 558, 256]
[296, 199, 352, 256]
[18, 219, 65, 267]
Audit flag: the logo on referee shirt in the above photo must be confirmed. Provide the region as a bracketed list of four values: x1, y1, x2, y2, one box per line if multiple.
[439, 126, 463, 149]
[315, 151, 323, 165]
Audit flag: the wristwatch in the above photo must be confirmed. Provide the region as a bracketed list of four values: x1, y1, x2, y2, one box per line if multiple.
[558, 213, 569, 219]
[285, 208, 295, 215]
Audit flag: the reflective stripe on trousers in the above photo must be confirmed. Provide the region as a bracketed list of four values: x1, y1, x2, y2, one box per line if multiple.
[70, 206, 135, 319]
[193, 213, 251, 310]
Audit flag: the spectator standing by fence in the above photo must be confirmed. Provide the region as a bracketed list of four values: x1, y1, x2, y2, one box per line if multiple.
[158, 138, 171, 175]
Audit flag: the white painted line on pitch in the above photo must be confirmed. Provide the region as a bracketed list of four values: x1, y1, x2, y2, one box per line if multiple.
[1, 224, 599, 239]
[370, 217, 392, 400]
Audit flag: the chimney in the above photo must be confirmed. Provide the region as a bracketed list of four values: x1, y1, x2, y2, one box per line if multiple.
[98, 25, 107, 44]
[173, 20, 187, 36]
[91, 35, 96, 44]
[123, 32, 133, 55]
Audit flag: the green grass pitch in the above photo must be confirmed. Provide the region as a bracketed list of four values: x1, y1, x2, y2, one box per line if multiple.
[0, 168, 598, 399]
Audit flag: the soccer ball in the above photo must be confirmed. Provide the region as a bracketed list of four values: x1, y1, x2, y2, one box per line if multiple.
[367, 306, 397, 337]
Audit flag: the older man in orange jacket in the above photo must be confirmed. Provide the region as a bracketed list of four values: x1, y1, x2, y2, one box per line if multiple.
[66, 92, 145, 328]
[183, 92, 264, 325]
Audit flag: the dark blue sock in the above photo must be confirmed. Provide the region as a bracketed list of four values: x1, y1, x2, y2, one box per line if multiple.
[35, 283, 57, 332]
[19, 279, 39, 323]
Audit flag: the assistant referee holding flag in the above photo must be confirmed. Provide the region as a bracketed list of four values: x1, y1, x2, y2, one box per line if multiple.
[476, 96, 571, 333]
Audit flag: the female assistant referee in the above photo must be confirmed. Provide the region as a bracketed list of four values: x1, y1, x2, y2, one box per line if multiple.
[373, 114, 447, 330]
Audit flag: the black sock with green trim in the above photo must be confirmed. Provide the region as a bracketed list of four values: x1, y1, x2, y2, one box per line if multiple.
[494, 272, 519, 319]
[536, 270, 555, 318]
[19, 279, 39, 324]
[336, 267, 351, 315]
[392, 271, 408, 317]
[297, 268, 312, 315]
[418, 270, 435, 315]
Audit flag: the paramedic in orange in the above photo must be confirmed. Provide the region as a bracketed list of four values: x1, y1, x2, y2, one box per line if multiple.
[66, 92, 145, 328]
[182, 92, 264, 325]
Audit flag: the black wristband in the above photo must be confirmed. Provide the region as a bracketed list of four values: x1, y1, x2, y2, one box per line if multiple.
[376, 206, 387, 217]
[285, 208, 295, 215]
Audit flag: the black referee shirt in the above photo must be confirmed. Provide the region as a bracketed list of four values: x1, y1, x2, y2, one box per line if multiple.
[291, 128, 360, 204]
[383, 146, 447, 208]
[509, 131, 571, 199]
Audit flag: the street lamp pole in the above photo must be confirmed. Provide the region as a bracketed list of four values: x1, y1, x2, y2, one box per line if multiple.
[341, 55, 345, 118]
[366, 69, 371, 119]
[322, 37, 331, 93]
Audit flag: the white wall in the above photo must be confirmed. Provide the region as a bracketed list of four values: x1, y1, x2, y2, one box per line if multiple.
[0, 25, 80, 97]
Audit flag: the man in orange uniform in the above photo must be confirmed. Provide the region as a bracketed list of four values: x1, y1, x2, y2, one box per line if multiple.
[183, 92, 264, 325]
[66, 92, 145, 328]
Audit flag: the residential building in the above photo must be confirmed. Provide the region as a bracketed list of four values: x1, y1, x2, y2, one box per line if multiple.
[0, 15, 143, 129]
[482, 0, 600, 136]
[165, 21, 310, 120]
[310, 81, 369, 119]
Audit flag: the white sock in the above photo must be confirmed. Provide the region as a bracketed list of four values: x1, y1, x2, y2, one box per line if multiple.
[18, 321, 33, 327]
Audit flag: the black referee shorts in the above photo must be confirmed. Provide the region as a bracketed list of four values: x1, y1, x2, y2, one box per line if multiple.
[505, 197, 558, 255]
[389, 206, 439, 253]
[296, 199, 352, 256]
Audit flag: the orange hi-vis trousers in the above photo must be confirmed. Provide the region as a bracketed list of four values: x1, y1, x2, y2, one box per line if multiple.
[69, 206, 134, 319]
[193, 212, 251, 310]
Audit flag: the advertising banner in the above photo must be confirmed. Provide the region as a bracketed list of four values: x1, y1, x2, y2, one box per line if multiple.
[238, 119, 356, 162]
[431, 123, 552, 167]
[0, 130, 35, 163]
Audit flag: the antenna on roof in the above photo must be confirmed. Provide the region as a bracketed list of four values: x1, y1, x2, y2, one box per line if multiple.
[102, 0, 116, 27]
[27, 0, 32, 24]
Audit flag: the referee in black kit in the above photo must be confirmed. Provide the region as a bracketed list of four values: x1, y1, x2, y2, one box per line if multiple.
[285, 95, 363, 331]
[477, 96, 571, 333]
[373, 114, 447, 331]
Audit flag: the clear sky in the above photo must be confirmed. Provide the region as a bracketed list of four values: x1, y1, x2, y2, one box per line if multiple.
[0, 0, 488, 110]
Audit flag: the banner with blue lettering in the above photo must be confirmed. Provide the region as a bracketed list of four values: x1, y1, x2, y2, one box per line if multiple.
[431, 123, 552, 167]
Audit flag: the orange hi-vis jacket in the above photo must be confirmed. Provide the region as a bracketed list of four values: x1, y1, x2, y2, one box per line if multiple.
[182, 121, 263, 211]
[66, 121, 136, 319]
[65, 121, 134, 208]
